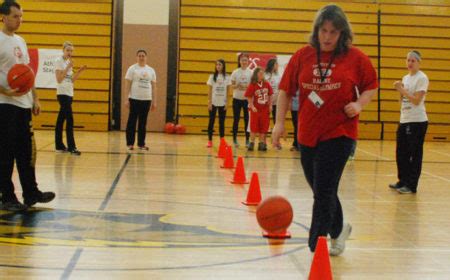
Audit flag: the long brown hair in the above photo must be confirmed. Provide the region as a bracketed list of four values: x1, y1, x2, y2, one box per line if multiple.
[250, 67, 263, 84]
[309, 4, 353, 55]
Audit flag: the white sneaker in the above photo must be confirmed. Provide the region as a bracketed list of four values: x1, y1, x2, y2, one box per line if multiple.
[330, 223, 352, 256]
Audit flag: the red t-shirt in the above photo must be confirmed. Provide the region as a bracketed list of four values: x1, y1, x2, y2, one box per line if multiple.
[245, 81, 273, 111]
[279, 45, 378, 147]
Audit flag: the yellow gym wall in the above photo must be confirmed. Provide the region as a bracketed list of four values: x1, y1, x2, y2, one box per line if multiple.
[9, 0, 113, 131]
[178, 0, 450, 141]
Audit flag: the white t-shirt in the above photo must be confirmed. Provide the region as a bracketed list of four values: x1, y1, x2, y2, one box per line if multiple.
[0, 31, 33, 109]
[125, 64, 156, 101]
[400, 71, 429, 124]
[55, 56, 74, 97]
[264, 72, 281, 106]
[207, 74, 231, 107]
[231, 67, 253, 100]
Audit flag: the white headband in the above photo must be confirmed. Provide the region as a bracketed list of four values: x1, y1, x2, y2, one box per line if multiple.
[407, 51, 421, 61]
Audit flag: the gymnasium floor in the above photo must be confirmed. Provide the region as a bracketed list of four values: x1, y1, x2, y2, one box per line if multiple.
[0, 131, 449, 280]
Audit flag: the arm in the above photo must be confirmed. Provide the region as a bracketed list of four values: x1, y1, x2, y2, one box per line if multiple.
[151, 81, 157, 111]
[32, 87, 41, 116]
[394, 81, 425, 106]
[272, 90, 292, 147]
[124, 79, 132, 108]
[55, 60, 73, 84]
[0, 86, 20, 97]
[72, 65, 87, 83]
[207, 85, 213, 111]
[344, 88, 377, 118]
[247, 96, 256, 112]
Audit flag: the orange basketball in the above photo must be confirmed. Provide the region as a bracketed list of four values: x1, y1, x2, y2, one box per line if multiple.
[256, 196, 293, 233]
[175, 124, 186, 134]
[164, 122, 175, 134]
[7, 64, 35, 95]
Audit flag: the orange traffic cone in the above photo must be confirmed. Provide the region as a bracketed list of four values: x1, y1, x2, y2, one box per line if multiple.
[263, 230, 291, 239]
[221, 145, 234, 169]
[242, 172, 262, 206]
[231, 157, 249, 184]
[309, 236, 333, 280]
[217, 138, 227, 158]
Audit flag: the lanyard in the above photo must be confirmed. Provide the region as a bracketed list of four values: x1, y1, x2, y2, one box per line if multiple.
[316, 49, 336, 83]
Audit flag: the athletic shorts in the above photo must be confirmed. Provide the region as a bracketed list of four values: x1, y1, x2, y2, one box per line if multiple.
[249, 110, 270, 134]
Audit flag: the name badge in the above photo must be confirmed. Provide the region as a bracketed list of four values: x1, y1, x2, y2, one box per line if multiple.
[308, 91, 324, 108]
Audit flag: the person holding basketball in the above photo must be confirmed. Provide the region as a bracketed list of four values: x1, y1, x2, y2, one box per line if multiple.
[124, 49, 157, 151]
[272, 4, 378, 255]
[245, 67, 273, 152]
[54, 41, 87, 155]
[0, 0, 55, 211]
[389, 50, 429, 194]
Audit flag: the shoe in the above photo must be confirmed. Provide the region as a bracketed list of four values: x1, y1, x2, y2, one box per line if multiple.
[247, 142, 254, 151]
[233, 139, 239, 148]
[245, 139, 250, 148]
[2, 200, 28, 211]
[24, 192, 56, 207]
[69, 149, 81, 156]
[330, 223, 352, 256]
[397, 186, 415, 194]
[389, 182, 402, 189]
[127, 146, 134, 151]
[206, 141, 212, 148]
[258, 142, 267, 151]
[348, 155, 355, 161]
[290, 146, 299, 151]
[55, 148, 68, 153]
[138, 146, 149, 151]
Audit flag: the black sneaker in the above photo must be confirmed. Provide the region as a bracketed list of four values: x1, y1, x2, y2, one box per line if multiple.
[397, 186, 415, 194]
[24, 192, 56, 207]
[258, 142, 267, 151]
[69, 149, 81, 156]
[389, 182, 402, 189]
[2, 200, 28, 211]
[247, 142, 255, 151]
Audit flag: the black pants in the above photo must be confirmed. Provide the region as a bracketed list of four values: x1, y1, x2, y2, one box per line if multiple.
[396, 122, 428, 192]
[232, 98, 249, 142]
[291, 110, 298, 147]
[300, 136, 354, 251]
[208, 105, 226, 141]
[55, 95, 76, 150]
[272, 105, 277, 125]
[0, 104, 40, 203]
[126, 99, 151, 147]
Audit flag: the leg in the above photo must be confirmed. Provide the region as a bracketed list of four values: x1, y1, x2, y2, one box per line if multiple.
[218, 106, 226, 138]
[137, 101, 151, 147]
[307, 137, 354, 251]
[408, 122, 428, 192]
[232, 99, 241, 142]
[396, 123, 409, 187]
[272, 105, 277, 125]
[243, 100, 250, 142]
[207, 106, 218, 141]
[55, 95, 67, 150]
[0, 104, 18, 203]
[62, 96, 76, 151]
[126, 99, 139, 146]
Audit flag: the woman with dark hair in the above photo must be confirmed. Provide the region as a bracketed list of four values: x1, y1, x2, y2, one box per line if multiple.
[273, 4, 378, 255]
[124, 49, 157, 151]
[231, 53, 252, 147]
[206, 59, 231, 147]
[389, 50, 429, 194]
[265, 58, 281, 125]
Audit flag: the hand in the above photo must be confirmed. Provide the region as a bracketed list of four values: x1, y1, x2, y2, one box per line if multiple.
[79, 65, 88, 72]
[344, 102, 362, 118]
[251, 106, 257, 113]
[0, 88, 20, 97]
[238, 84, 247, 91]
[151, 102, 156, 111]
[125, 100, 130, 109]
[67, 59, 74, 69]
[208, 103, 212, 111]
[32, 100, 41, 116]
[393, 81, 403, 91]
[272, 123, 285, 149]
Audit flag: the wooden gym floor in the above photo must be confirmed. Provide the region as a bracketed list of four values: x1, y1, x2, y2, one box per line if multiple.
[0, 131, 449, 280]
